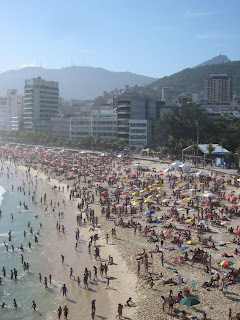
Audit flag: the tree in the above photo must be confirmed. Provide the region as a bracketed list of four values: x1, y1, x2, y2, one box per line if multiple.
[154, 103, 210, 145]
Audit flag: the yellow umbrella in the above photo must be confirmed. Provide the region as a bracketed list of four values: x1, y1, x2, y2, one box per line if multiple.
[150, 188, 156, 191]
[157, 187, 163, 190]
[146, 173, 151, 177]
[180, 190, 187, 193]
[140, 189, 147, 193]
[123, 179, 128, 182]
[156, 194, 163, 198]
[185, 219, 195, 224]
[144, 199, 151, 203]
[186, 240, 197, 245]
[224, 183, 230, 186]
[147, 195, 153, 198]
[132, 192, 139, 196]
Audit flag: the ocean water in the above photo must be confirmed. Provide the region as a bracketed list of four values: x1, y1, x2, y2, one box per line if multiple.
[0, 164, 63, 319]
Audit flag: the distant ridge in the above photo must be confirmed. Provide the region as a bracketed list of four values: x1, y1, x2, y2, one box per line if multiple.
[194, 54, 231, 68]
[137, 59, 240, 99]
[0, 66, 157, 99]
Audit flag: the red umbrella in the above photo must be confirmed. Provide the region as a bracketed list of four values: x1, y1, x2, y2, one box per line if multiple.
[234, 230, 240, 236]
[225, 194, 233, 197]
[206, 213, 215, 217]
[230, 197, 237, 202]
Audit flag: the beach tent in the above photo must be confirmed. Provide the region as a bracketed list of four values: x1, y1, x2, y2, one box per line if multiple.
[203, 192, 217, 198]
[179, 163, 191, 173]
[196, 171, 209, 177]
[171, 162, 182, 170]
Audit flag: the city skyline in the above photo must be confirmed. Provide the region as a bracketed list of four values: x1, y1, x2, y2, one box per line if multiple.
[0, 0, 239, 78]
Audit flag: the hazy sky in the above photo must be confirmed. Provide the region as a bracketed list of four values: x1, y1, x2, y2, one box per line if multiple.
[0, 0, 239, 78]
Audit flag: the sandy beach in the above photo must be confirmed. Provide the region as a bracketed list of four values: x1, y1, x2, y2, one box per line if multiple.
[1, 146, 240, 320]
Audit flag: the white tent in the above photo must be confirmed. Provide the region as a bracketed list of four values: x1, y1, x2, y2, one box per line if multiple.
[179, 163, 191, 173]
[196, 171, 209, 177]
[203, 192, 217, 198]
[171, 162, 182, 170]
[164, 168, 173, 173]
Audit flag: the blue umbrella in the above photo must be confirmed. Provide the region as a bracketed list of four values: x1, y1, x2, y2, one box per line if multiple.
[144, 210, 155, 215]
[179, 246, 189, 252]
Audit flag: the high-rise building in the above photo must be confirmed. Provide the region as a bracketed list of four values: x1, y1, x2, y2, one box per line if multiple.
[116, 93, 156, 147]
[0, 90, 23, 131]
[23, 77, 59, 131]
[204, 74, 233, 103]
[162, 87, 174, 101]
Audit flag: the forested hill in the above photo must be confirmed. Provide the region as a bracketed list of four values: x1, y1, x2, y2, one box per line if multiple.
[137, 60, 240, 98]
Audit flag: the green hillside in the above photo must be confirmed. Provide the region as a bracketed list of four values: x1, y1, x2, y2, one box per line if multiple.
[138, 60, 240, 98]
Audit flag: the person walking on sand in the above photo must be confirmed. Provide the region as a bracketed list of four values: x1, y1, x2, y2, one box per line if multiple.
[62, 284, 68, 298]
[63, 305, 68, 319]
[116, 303, 123, 319]
[32, 300, 36, 311]
[92, 299, 96, 319]
[57, 306, 62, 319]
[70, 267, 74, 279]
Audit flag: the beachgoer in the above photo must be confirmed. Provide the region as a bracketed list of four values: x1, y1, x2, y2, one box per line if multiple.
[32, 300, 36, 311]
[62, 284, 68, 298]
[58, 306, 62, 319]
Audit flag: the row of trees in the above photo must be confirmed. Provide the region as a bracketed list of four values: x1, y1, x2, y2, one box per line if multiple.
[154, 103, 240, 161]
[0, 130, 127, 151]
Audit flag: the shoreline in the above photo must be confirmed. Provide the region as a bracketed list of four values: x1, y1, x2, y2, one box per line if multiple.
[10, 161, 138, 319]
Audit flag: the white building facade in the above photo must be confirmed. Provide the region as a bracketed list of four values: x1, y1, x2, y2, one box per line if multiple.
[23, 77, 59, 131]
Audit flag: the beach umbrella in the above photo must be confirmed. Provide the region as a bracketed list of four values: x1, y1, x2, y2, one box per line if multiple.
[230, 197, 237, 202]
[163, 229, 174, 234]
[144, 210, 155, 215]
[180, 297, 200, 307]
[132, 192, 139, 196]
[162, 198, 171, 202]
[206, 212, 215, 217]
[185, 219, 195, 224]
[219, 260, 234, 267]
[179, 246, 189, 252]
[168, 217, 177, 222]
[225, 194, 233, 197]
[186, 240, 197, 245]
[156, 194, 163, 198]
[234, 230, 240, 236]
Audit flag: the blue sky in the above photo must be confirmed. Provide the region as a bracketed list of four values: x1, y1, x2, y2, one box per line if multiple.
[0, 0, 239, 78]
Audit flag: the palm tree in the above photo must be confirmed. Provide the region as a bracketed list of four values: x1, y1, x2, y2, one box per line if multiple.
[207, 143, 215, 165]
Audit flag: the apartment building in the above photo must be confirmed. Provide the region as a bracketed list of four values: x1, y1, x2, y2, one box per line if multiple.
[23, 77, 59, 131]
[0, 90, 23, 131]
[204, 74, 233, 103]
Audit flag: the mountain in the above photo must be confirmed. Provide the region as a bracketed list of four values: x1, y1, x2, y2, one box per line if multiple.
[0, 66, 157, 99]
[137, 60, 240, 99]
[194, 54, 231, 68]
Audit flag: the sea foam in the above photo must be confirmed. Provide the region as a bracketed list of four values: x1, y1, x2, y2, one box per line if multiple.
[0, 185, 6, 206]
